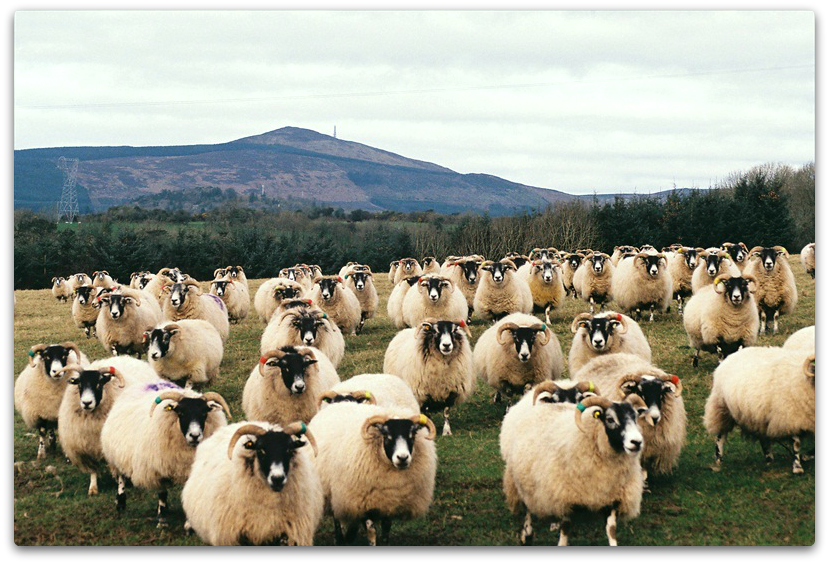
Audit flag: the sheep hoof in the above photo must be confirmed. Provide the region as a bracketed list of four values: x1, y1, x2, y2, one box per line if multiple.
[692, 357, 699, 368]
[157, 518, 169, 529]
[442, 426, 452, 437]
[710, 464, 722, 473]
[88, 485, 99, 496]
[184, 521, 193, 535]
[792, 466, 805, 475]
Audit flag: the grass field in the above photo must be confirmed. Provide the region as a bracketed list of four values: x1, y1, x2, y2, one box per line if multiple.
[13, 261, 815, 546]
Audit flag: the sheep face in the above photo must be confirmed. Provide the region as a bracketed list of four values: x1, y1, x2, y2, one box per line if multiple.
[226, 266, 244, 280]
[101, 293, 137, 320]
[417, 320, 467, 356]
[52, 277, 65, 288]
[136, 273, 153, 290]
[280, 267, 304, 284]
[565, 254, 583, 271]
[534, 382, 596, 405]
[702, 253, 727, 277]
[32, 345, 75, 379]
[620, 376, 679, 426]
[66, 369, 119, 412]
[274, 284, 300, 301]
[679, 247, 701, 269]
[637, 254, 666, 278]
[211, 279, 234, 297]
[531, 260, 560, 284]
[240, 429, 306, 492]
[589, 254, 609, 274]
[146, 326, 178, 361]
[483, 260, 516, 284]
[367, 419, 425, 469]
[157, 397, 215, 447]
[74, 285, 95, 305]
[74, 273, 89, 285]
[722, 243, 748, 264]
[573, 314, 625, 353]
[422, 257, 436, 267]
[714, 276, 754, 306]
[169, 282, 198, 308]
[400, 258, 420, 274]
[286, 311, 328, 346]
[752, 247, 786, 272]
[261, 347, 318, 395]
[585, 400, 646, 455]
[93, 271, 110, 283]
[348, 271, 371, 291]
[419, 276, 451, 302]
[316, 277, 342, 301]
[497, 323, 550, 363]
[457, 260, 480, 284]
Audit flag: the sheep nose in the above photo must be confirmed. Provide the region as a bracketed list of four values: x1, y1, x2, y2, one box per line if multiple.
[543, 275, 552, 282]
[394, 453, 411, 468]
[468, 275, 476, 283]
[293, 381, 306, 394]
[151, 352, 160, 360]
[592, 339, 605, 349]
[628, 439, 642, 451]
[82, 400, 94, 410]
[269, 475, 286, 491]
[187, 432, 203, 444]
[519, 353, 530, 362]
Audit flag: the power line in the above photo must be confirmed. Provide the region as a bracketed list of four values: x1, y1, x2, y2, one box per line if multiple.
[18, 63, 814, 111]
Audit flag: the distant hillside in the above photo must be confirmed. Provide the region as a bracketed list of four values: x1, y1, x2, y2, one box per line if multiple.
[14, 126, 701, 216]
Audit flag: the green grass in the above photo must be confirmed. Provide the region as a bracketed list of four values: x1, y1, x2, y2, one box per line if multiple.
[13, 263, 815, 546]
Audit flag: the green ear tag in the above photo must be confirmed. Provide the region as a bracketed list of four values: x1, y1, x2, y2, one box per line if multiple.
[27, 350, 35, 357]
[576, 403, 586, 412]
[541, 324, 547, 331]
[155, 396, 162, 404]
[300, 422, 307, 434]
[322, 313, 328, 319]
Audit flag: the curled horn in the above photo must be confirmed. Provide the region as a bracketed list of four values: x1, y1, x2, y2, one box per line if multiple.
[101, 365, 127, 388]
[528, 322, 551, 346]
[56, 364, 85, 378]
[227, 424, 267, 459]
[570, 313, 593, 334]
[27, 344, 48, 366]
[202, 392, 232, 419]
[502, 259, 517, 271]
[573, 395, 613, 433]
[317, 390, 339, 407]
[213, 268, 225, 278]
[532, 381, 561, 405]
[118, 289, 142, 307]
[164, 323, 182, 335]
[623, 393, 648, 412]
[149, 390, 185, 417]
[748, 245, 764, 257]
[575, 380, 600, 396]
[617, 373, 643, 394]
[184, 278, 203, 295]
[283, 421, 318, 456]
[60, 341, 82, 363]
[258, 349, 287, 377]
[607, 313, 628, 334]
[457, 320, 472, 338]
[742, 274, 758, 293]
[412, 414, 437, 440]
[362, 414, 390, 441]
[773, 245, 789, 257]
[497, 322, 520, 345]
[350, 391, 376, 405]
[713, 274, 732, 294]
[659, 374, 683, 396]
[804, 354, 815, 378]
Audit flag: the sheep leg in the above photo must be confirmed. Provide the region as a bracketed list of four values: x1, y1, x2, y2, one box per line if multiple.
[557, 519, 571, 546]
[379, 518, 392, 546]
[357, 313, 367, 335]
[493, 391, 502, 403]
[36, 426, 47, 460]
[116, 474, 127, 512]
[716, 345, 724, 361]
[760, 438, 774, 463]
[519, 511, 533, 545]
[712, 433, 727, 472]
[792, 435, 804, 475]
[88, 472, 98, 496]
[677, 296, 684, 315]
[184, 520, 193, 536]
[759, 311, 767, 335]
[442, 407, 453, 436]
[641, 468, 650, 493]
[156, 489, 169, 528]
[47, 426, 57, 453]
[693, 349, 700, 368]
[365, 518, 377, 546]
[604, 504, 619, 546]
[84, 327, 92, 338]
[648, 305, 655, 322]
[772, 310, 780, 335]
[589, 297, 595, 314]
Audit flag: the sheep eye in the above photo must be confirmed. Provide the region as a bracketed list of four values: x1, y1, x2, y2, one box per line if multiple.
[164, 405, 173, 411]
[244, 441, 255, 449]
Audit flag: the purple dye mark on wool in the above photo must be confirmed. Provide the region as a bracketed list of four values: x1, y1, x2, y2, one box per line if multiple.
[207, 293, 227, 311]
[143, 381, 182, 393]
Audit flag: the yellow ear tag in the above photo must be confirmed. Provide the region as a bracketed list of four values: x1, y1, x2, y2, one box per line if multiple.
[588, 381, 594, 392]
[419, 414, 428, 425]
[165, 405, 173, 411]
[365, 392, 372, 399]
[593, 410, 601, 419]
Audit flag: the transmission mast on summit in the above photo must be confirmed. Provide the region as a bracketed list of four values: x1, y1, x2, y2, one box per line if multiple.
[56, 157, 80, 223]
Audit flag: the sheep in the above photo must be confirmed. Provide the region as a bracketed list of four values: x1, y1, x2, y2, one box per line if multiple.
[14, 342, 88, 459]
[56, 356, 157, 495]
[141, 267, 182, 299]
[254, 277, 304, 324]
[51, 277, 72, 302]
[67, 272, 92, 292]
[517, 258, 566, 314]
[242, 346, 340, 426]
[209, 276, 250, 323]
[500, 394, 647, 545]
[387, 276, 421, 329]
[691, 249, 740, 293]
[71, 285, 102, 338]
[162, 278, 230, 342]
[800, 243, 815, 278]
[473, 259, 533, 322]
[528, 247, 559, 262]
[611, 245, 639, 266]
[721, 242, 750, 272]
[146, 320, 224, 388]
[572, 252, 615, 313]
[528, 379, 602, 406]
[218, 265, 249, 292]
[560, 253, 584, 299]
[704, 346, 815, 474]
[319, 373, 421, 413]
[388, 260, 400, 282]
[261, 306, 346, 368]
[129, 271, 154, 290]
[344, 268, 379, 334]
[96, 287, 163, 357]
[383, 319, 474, 435]
[743, 246, 798, 334]
[568, 311, 652, 375]
[393, 257, 423, 284]
[668, 246, 704, 314]
[308, 403, 437, 545]
[572, 353, 686, 483]
[100, 382, 231, 526]
[504, 252, 532, 269]
[91, 270, 116, 288]
[441, 255, 482, 322]
[278, 266, 313, 291]
[305, 275, 362, 336]
[402, 274, 469, 328]
[473, 313, 565, 403]
[181, 420, 324, 545]
[419, 257, 439, 275]
[683, 274, 760, 367]
[783, 325, 814, 352]
[612, 252, 673, 322]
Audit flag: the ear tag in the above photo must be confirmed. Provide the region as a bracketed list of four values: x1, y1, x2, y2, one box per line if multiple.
[593, 410, 601, 419]
[109, 366, 116, 374]
[459, 320, 466, 327]
[588, 381, 595, 392]
[670, 375, 680, 386]
[154, 396, 162, 404]
[615, 314, 623, 322]
[322, 313, 328, 319]
[576, 402, 586, 412]
[364, 391, 372, 399]
[344, 274, 349, 279]
[259, 356, 268, 364]
[541, 323, 547, 331]
[27, 350, 35, 358]
[419, 414, 428, 425]
[299, 422, 307, 435]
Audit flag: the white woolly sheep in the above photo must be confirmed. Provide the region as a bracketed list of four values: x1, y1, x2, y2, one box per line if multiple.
[387, 276, 421, 329]
[278, 266, 313, 291]
[473, 313, 564, 402]
[209, 276, 250, 323]
[308, 403, 437, 545]
[742, 246, 798, 334]
[691, 249, 740, 294]
[71, 285, 101, 338]
[14, 342, 88, 459]
[402, 274, 469, 328]
[683, 274, 760, 367]
[393, 257, 423, 284]
[261, 306, 345, 368]
[97, 287, 162, 357]
[214, 265, 250, 292]
[305, 275, 362, 335]
[721, 242, 750, 272]
[517, 258, 566, 314]
[141, 267, 182, 299]
[388, 260, 400, 283]
[568, 311, 651, 375]
[704, 346, 814, 474]
[91, 270, 116, 288]
[473, 259, 533, 322]
[612, 253, 673, 321]
[500, 394, 647, 545]
[162, 279, 230, 342]
[181, 420, 324, 545]
[783, 325, 814, 352]
[319, 373, 420, 414]
[57, 356, 157, 495]
[254, 277, 304, 324]
[100, 382, 231, 527]
[344, 268, 379, 334]
[383, 319, 474, 435]
[800, 243, 815, 278]
[441, 256, 482, 322]
[668, 246, 704, 314]
[67, 273, 93, 292]
[421, 257, 440, 275]
[572, 252, 615, 313]
[560, 253, 584, 299]
[572, 353, 686, 482]
[611, 245, 639, 266]
[146, 319, 224, 387]
[51, 277, 72, 302]
[242, 345, 340, 426]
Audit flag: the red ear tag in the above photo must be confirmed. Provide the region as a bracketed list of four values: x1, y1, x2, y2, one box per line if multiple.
[670, 375, 680, 386]
[459, 320, 466, 327]
[259, 356, 268, 365]
[109, 366, 116, 374]
[616, 314, 623, 322]
[337, 276, 343, 283]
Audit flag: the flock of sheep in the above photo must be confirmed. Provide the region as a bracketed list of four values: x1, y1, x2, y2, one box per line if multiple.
[15, 241, 815, 546]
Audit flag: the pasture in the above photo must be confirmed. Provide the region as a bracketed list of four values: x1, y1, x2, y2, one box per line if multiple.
[13, 262, 815, 546]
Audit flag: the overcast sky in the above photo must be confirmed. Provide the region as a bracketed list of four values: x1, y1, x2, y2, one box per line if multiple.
[13, 11, 814, 194]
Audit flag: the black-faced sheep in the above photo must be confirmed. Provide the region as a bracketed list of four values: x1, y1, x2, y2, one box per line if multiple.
[254, 277, 304, 324]
[344, 268, 379, 334]
[209, 276, 250, 324]
[97, 288, 163, 357]
[668, 246, 704, 314]
[441, 256, 482, 322]
[393, 258, 423, 284]
[473, 259, 533, 322]
[612, 253, 673, 321]
[51, 277, 72, 302]
[162, 279, 230, 342]
[517, 259, 566, 314]
[561, 253, 585, 299]
[568, 311, 651, 375]
[743, 246, 798, 334]
[261, 306, 345, 368]
[691, 249, 740, 293]
[572, 252, 614, 313]
[71, 285, 101, 338]
[305, 275, 362, 336]
[146, 320, 224, 388]
[402, 274, 468, 328]
[721, 242, 750, 272]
